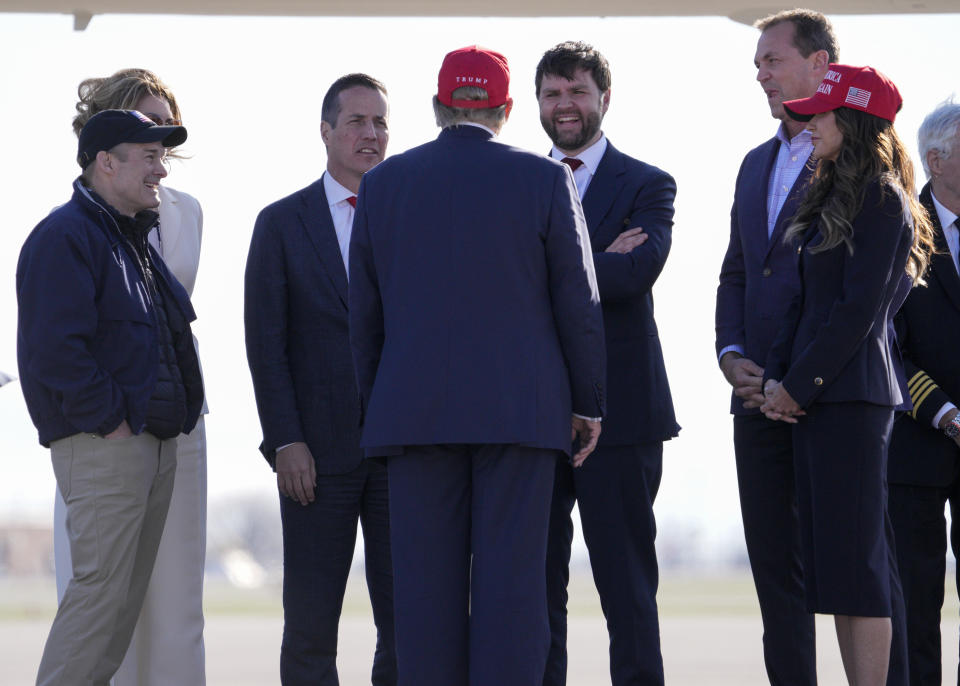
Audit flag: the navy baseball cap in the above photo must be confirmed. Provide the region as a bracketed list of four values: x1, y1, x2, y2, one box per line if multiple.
[77, 109, 187, 169]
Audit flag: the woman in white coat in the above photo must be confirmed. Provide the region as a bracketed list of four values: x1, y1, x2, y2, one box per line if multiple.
[54, 68, 208, 686]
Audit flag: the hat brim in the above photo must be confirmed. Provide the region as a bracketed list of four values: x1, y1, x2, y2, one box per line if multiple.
[128, 124, 188, 148]
[782, 96, 835, 122]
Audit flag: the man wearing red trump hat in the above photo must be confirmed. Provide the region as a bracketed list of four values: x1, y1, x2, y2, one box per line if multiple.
[349, 45, 606, 686]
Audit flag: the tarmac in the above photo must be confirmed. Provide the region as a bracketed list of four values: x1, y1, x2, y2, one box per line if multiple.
[2, 572, 958, 685]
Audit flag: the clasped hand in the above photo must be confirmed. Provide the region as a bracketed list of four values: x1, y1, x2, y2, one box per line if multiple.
[760, 380, 805, 424]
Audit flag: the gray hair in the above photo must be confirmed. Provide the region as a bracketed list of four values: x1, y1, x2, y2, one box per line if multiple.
[433, 86, 508, 130]
[918, 98, 960, 178]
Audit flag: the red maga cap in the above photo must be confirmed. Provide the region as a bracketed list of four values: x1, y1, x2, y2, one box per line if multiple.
[437, 45, 511, 109]
[783, 64, 902, 123]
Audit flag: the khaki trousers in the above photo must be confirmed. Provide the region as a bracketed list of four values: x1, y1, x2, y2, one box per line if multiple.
[37, 432, 176, 686]
[53, 419, 208, 686]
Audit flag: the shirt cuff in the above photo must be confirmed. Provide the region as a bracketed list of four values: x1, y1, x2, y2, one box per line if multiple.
[573, 413, 602, 422]
[932, 402, 957, 430]
[718, 344, 745, 364]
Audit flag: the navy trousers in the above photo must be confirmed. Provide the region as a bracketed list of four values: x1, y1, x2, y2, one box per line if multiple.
[543, 442, 664, 686]
[733, 413, 817, 686]
[889, 480, 960, 686]
[387, 444, 557, 686]
[279, 459, 395, 686]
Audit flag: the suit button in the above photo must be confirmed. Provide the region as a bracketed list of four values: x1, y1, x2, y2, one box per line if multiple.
[762, 267, 772, 277]
[814, 377, 823, 386]
[797, 245, 802, 254]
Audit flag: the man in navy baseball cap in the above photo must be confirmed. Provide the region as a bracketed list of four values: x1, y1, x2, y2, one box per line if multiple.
[78, 108, 187, 168]
[21, 106, 202, 685]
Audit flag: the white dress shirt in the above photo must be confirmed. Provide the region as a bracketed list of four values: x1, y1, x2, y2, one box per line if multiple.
[931, 189, 960, 274]
[929, 189, 960, 428]
[323, 171, 357, 272]
[766, 124, 813, 237]
[550, 136, 607, 423]
[458, 121, 498, 137]
[550, 134, 608, 200]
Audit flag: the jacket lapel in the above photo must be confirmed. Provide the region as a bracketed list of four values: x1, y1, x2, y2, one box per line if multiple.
[157, 187, 184, 260]
[922, 183, 960, 313]
[582, 143, 625, 238]
[763, 151, 813, 261]
[299, 177, 349, 309]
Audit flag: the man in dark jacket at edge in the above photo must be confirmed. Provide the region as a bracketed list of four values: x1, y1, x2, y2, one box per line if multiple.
[16, 109, 204, 686]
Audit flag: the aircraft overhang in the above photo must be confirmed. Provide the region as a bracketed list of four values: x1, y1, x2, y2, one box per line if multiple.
[0, 0, 956, 31]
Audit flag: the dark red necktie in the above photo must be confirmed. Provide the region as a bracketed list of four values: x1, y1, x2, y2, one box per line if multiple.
[346, 196, 357, 208]
[561, 157, 583, 171]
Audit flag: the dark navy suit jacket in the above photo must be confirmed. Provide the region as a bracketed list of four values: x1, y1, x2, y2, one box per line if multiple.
[889, 183, 960, 487]
[765, 178, 913, 409]
[244, 177, 363, 474]
[349, 125, 606, 456]
[585, 141, 678, 445]
[716, 136, 812, 414]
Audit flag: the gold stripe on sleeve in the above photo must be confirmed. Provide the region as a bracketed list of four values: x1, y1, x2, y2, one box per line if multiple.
[911, 381, 940, 419]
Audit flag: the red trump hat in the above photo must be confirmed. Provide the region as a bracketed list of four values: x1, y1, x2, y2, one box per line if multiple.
[783, 64, 902, 123]
[437, 45, 511, 109]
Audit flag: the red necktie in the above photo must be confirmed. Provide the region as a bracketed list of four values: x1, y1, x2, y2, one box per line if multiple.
[346, 196, 357, 208]
[561, 157, 583, 171]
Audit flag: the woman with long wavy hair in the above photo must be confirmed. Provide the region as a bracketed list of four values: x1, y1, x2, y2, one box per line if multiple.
[760, 64, 934, 685]
[54, 68, 208, 686]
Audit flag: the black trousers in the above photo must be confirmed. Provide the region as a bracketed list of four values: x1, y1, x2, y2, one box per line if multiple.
[889, 479, 960, 686]
[543, 442, 664, 686]
[733, 413, 817, 686]
[279, 459, 396, 686]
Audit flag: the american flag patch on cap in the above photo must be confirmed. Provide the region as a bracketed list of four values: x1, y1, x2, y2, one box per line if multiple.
[845, 87, 872, 109]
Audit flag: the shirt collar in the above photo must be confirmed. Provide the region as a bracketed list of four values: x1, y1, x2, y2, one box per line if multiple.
[458, 122, 498, 137]
[931, 188, 960, 231]
[323, 171, 356, 207]
[775, 122, 813, 148]
[550, 134, 608, 175]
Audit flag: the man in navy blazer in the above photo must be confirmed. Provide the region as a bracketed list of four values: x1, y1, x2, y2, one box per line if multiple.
[534, 42, 678, 686]
[244, 74, 396, 686]
[349, 46, 606, 686]
[888, 101, 960, 686]
[714, 11, 835, 684]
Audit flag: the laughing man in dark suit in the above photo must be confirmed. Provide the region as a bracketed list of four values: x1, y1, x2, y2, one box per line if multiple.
[349, 46, 606, 686]
[244, 74, 396, 686]
[535, 41, 678, 686]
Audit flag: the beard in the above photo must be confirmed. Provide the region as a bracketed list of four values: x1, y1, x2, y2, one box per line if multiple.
[541, 109, 603, 152]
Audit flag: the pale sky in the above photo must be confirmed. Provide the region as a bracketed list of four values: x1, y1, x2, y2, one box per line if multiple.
[1, 11, 958, 560]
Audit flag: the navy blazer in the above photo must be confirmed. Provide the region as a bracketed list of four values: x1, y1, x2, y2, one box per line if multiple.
[765, 178, 912, 409]
[586, 141, 679, 445]
[889, 183, 960, 487]
[349, 125, 606, 457]
[716, 136, 812, 414]
[244, 177, 363, 474]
